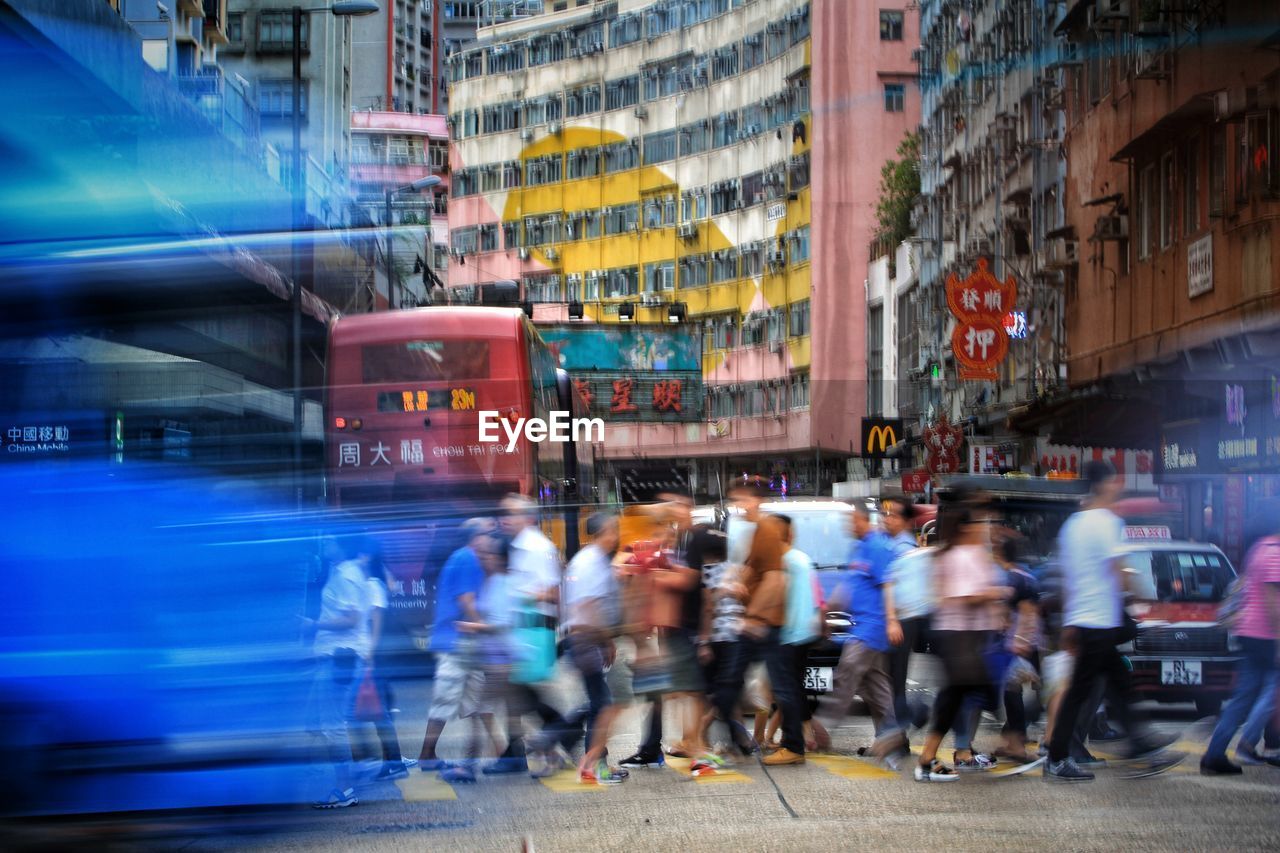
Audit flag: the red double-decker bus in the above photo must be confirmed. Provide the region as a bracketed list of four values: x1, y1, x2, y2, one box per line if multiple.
[324, 307, 595, 655]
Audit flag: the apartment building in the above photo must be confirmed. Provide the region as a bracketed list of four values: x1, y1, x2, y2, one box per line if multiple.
[446, 0, 917, 495]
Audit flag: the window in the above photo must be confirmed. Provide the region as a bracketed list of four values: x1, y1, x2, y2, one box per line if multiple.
[788, 299, 810, 336]
[867, 304, 883, 415]
[141, 40, 168, 72]
[611, 12, 642, 47]
[879, 10, 903, 41]
[502, 222, 520, 250]
[567, 147, 600, 180]
[258, 79, 307, 117]
[581, 210, 602, 239]
[680, 121, 710, 156]
[429, 141, 448, 170]
[711, 315, 737, 349]
[606, 266, 639, 297]
[1137, 163, 1155, 259]
[884, 83, 905, 113]
[452, 167, 478, 197]
[644, 261, 675, 292]
[788, 151, 810, 191]
[603, 141, 639, 173]
[488, 44, 524, 74]
[766, 20, 789, 59]
[570, 21, 606, 55]
[1181, 137, 1198, 235]
[584, 272, 601, 300]
[713, 112, 738, 148]
[790, 372, 810, 409]
[790, 3, 811, 43]
[711, 250, 738, 282]
[1210, 125, 1227, 217]
[226, 13, 243, 44]
[1244, 111, 1279, 198]
[713, 45, 739, 80]
[605, 76, 640, 111]
[710, 387, 736, 418]
[479, 223, 499, 252]
[603, 203, 639, 235]
[480, 164, 501, 193]
[524, 154, 562, 187]
[258, 11, 307, 52]
[451, 226, 478, 254]
[526, 273, 562, 303]
[741, 243, 764, 277]
[679, 254, 709, 288]
[643, 129, 677, 164]
[710, 180, 740, 215]
[1159, 151, 1176, 250]
[788, 226, 811, 264]
[742, 32, 765, 70]
[566, 84, 600, 117]
[528, 34, 566, 66]
[681, 190, 707, 221]
[524, 95, 561, 127]
[741, 314, 766, 346]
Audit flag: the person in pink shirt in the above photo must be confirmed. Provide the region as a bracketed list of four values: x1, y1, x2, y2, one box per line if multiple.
[1203, 526, 1280, 773]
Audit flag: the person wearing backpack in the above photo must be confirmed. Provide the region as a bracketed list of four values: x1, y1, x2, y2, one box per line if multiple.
[1202, 525, 1280, 773]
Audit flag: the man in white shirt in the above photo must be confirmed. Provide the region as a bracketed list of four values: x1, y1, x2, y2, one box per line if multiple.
[1045, 461, 1170, 782]
[304, 536, 377, 809]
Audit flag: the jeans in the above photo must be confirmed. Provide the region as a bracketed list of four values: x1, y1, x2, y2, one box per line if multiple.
[713, 628, 805, 754]
[1207, 637, 1279, 760]
[305, 654, 361, 793]
[567, 636, 613, 754]
[888, 616, 929, 729]
[1048, 627, 1150, 763]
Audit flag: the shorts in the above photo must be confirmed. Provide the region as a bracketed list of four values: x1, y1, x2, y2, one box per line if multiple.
[660, 629, 705, 694]
[428, 651, 487, 721]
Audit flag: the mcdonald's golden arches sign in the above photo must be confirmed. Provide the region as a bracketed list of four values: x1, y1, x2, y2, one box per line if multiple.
[861, 418, 904, 459]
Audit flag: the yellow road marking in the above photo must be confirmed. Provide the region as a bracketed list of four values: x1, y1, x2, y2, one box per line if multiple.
[807, 754, 899, 780]
[537, 769, 605, 793]
[664, 755, 753, 784]
[394, 774, 458, 801]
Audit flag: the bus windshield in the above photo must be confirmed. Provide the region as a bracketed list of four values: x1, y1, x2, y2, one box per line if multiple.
[1127, 549, 1236, 603]
[361, 340, 491, 383]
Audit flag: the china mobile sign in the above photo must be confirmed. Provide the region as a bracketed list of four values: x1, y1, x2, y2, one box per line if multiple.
[946, 258, 1017, 380]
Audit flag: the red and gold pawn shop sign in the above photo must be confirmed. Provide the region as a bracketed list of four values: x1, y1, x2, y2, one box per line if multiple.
[946, 258, 1017, 380]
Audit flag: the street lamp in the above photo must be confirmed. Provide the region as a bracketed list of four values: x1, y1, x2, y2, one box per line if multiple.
[385, 174, 442, 310]
[289, 0, 377, 508]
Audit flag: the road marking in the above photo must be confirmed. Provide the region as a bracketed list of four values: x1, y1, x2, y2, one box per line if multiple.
[664, 756, 753, 784]
[394, 774, 458, 801]
[808, 754, 899, 780]
[537, 769, 605, 793]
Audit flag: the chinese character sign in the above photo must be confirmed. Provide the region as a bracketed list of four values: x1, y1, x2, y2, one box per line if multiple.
[923, 415, 964, 474]
[945, 258, 1017, 381]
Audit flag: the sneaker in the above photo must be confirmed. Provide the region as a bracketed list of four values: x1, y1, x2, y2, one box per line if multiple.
[691, 753, 727, 777]
[400, 757, 419, 769]
[376, 761, 410, 781]
[619, 752, 665, 769]
[419, 758, 446, 772]
[580, 760, 626, 785]
[1124, 733, 1178, 762]
[483, 756, 528, 775]
[440, 764, 477, 784]
[1044, 757, 1095, 783]
[953, 752, 998, 772]
[313, 787, 358, 809]
[1236, 745, 1266, 766]
[761, 748, 805, 766]
[914, 759, 959, 782]
[526, 751, 550, 779]
[1199, 756, 1244, 775]
[1075, 753, 1108, 768]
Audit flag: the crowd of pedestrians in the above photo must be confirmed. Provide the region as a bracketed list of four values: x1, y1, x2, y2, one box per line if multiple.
[300, 462, 1280, 806]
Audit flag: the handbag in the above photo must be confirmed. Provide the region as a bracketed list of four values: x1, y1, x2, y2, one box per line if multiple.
[353, 670, 383, 721]
[511, 610, 557, 685]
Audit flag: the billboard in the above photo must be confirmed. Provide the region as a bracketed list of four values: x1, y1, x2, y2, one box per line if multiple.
[861, 417, 904, 459]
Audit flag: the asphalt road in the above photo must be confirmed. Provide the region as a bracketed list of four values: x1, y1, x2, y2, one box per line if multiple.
[161, 658, 1280, 853]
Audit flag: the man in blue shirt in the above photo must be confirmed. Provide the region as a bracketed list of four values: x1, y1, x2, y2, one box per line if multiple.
[814, 504, 906, 764]
[417, 517, 495, 772]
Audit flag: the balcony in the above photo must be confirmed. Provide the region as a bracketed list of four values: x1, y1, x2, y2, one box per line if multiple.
[176, 67, 261, 154]
[203, 0, 228, 45]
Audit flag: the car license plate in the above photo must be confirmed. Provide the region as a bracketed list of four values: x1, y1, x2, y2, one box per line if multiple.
[804, 667, 834, 693]
[1161, 660, 1202, 685]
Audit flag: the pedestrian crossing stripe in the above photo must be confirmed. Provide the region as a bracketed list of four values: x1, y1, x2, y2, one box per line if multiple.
[664, 755, 753, 783]
[395, 774, 458, 801]
[537, 769, 606, 793]
[808, 754, 900, 780]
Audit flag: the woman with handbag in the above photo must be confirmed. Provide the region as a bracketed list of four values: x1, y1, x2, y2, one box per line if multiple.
[913, 507, 1011, 782]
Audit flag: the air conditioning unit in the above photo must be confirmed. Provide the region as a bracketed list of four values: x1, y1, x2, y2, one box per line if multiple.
[641, 294, 663, 306]
[1094, 215, 1128, 241]
[634, 106, 648, 119]
[732, 199, 745, 209]
[545, 248, 559, 261]
[768, 250, 786, 266]
[548, 121, 561, 135]
[518, 248, 530, 260]
[520, 128, 534, 141]
[768, 340, 784, 353]
[628, 222, 640, 232]
[677, 222, 697, 239]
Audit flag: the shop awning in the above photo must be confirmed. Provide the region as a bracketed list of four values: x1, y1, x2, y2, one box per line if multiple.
[1006, 387, 1161, 449]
